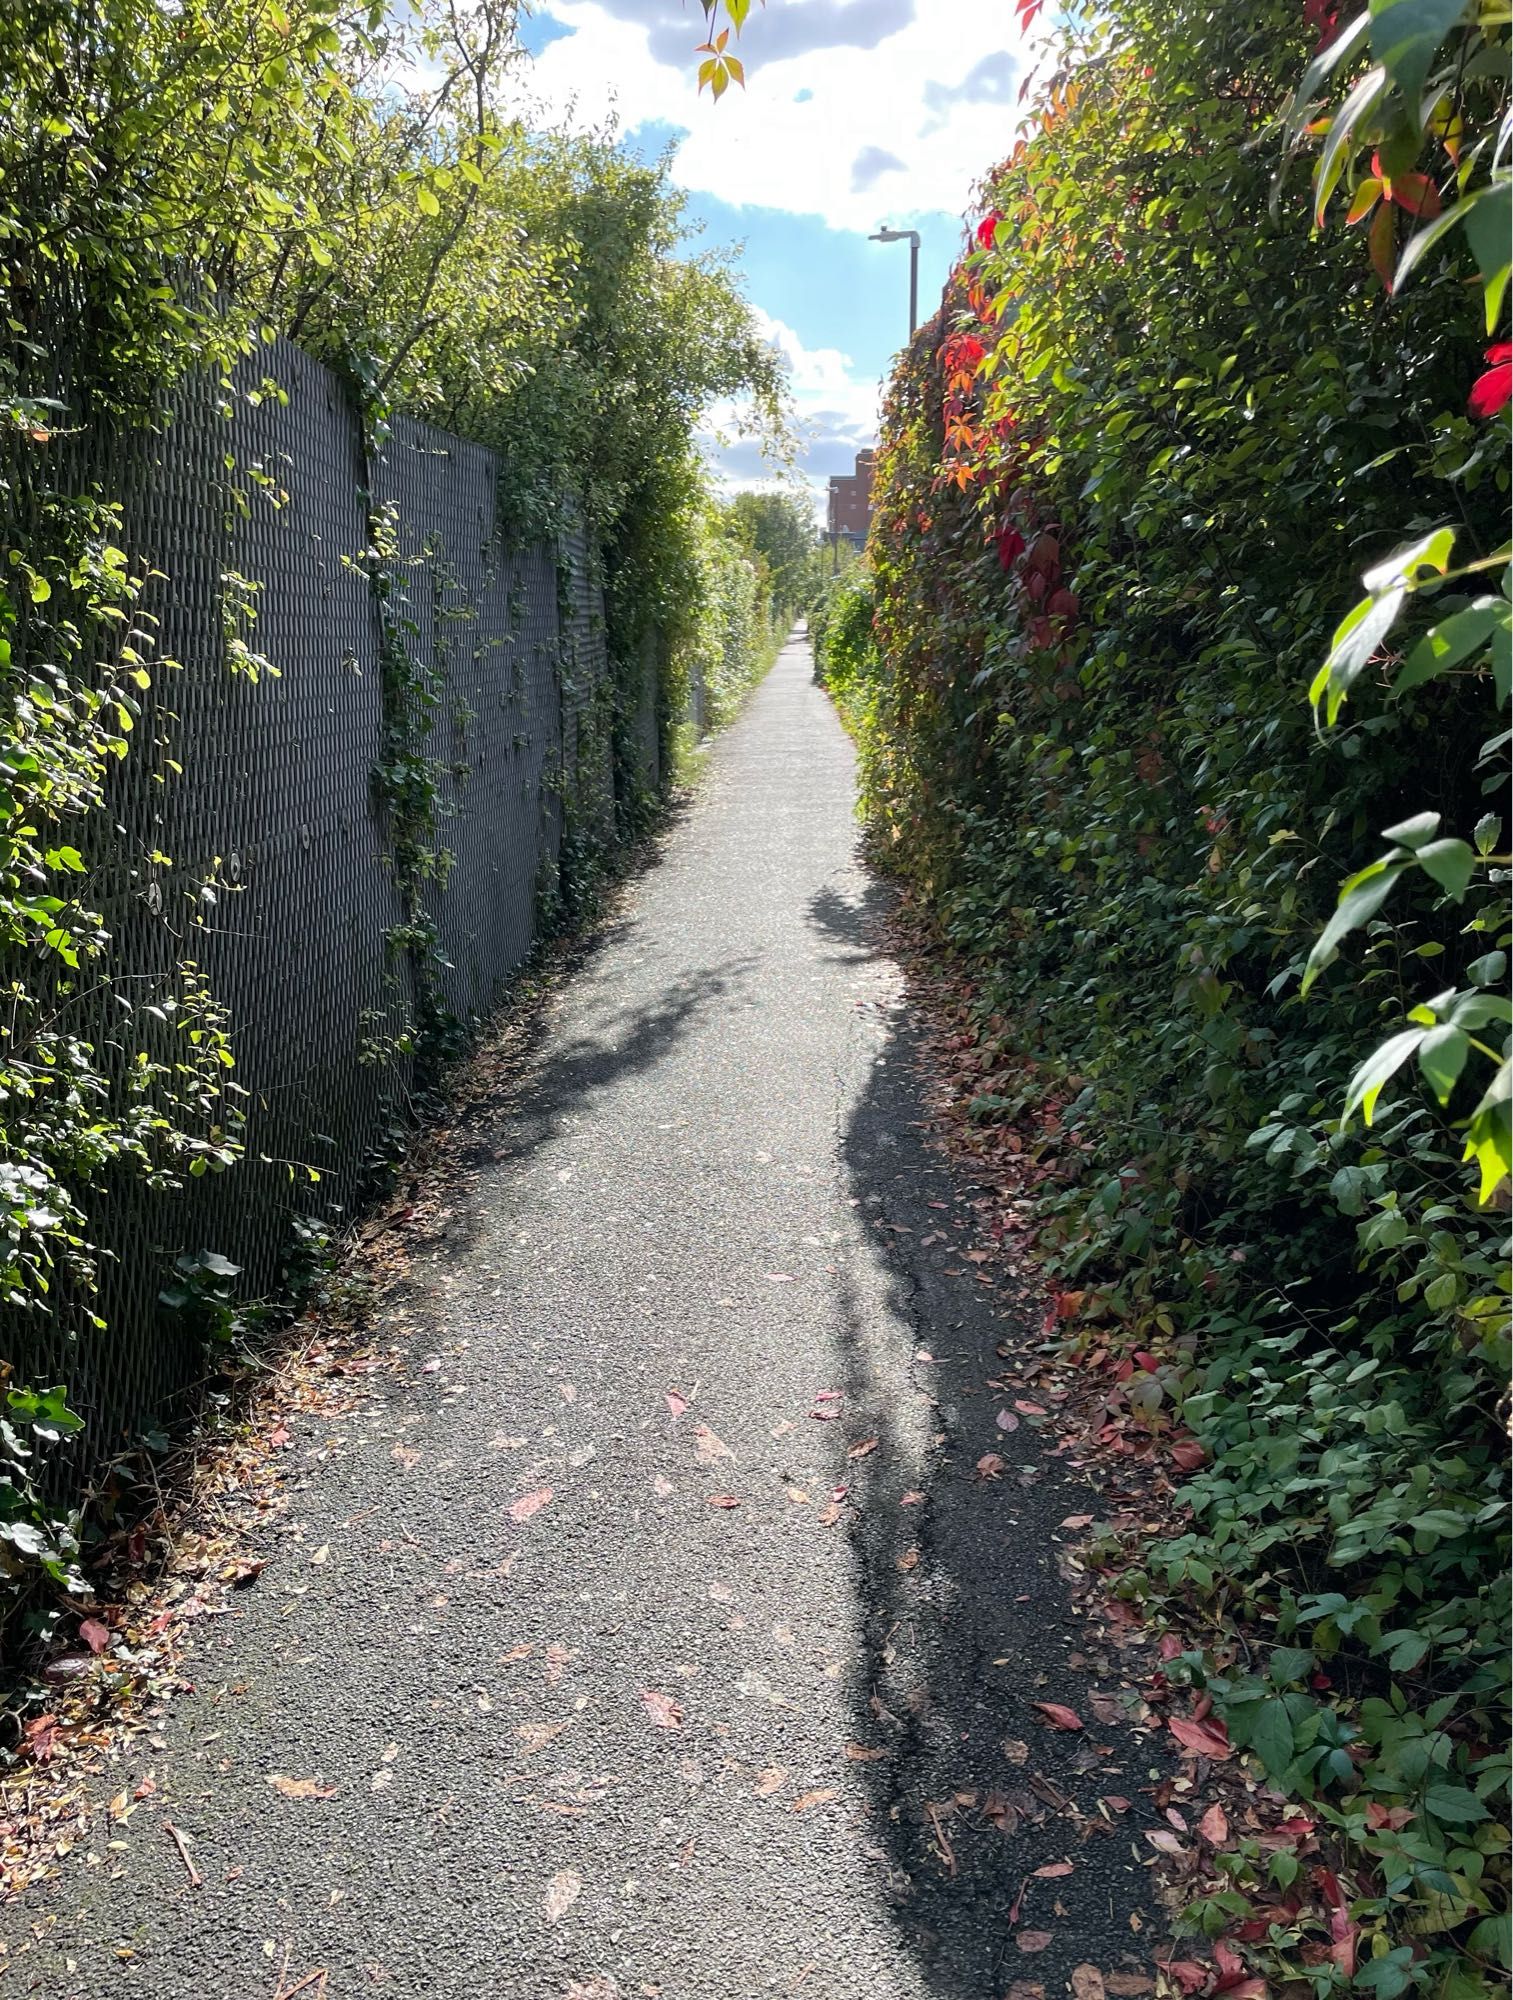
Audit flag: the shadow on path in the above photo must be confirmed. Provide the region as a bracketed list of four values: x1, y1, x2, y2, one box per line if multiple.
[809, 877, 1169, 1998]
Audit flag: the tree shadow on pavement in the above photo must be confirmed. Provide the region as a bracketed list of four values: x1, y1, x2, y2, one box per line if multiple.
[810, 875, 1171, 2000]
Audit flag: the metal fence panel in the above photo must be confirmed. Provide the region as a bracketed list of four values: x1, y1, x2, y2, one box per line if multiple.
[7, 337, 627, 1468]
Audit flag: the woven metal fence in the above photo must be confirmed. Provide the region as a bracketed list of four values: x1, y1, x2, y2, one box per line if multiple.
[11, 337, 651, 1465]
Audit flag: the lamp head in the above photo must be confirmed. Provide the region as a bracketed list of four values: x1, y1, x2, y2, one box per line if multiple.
[869, 226, 905, 243]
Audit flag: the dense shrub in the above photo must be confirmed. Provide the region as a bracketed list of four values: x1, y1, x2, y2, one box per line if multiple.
[855, 0, 1509, 1983]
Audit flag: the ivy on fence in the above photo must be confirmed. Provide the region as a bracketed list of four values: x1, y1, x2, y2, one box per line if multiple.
[0, 0, 786, 1652]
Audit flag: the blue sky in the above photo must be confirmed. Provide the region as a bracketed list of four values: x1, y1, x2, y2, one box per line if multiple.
[515, 0, 1037, 510]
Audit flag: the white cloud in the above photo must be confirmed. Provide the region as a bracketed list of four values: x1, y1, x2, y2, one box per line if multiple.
[701, 308, 880, 515]
[517, 0, 1038, 233]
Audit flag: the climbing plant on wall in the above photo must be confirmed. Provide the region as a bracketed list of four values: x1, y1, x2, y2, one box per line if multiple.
[0, 0, 785, 1641]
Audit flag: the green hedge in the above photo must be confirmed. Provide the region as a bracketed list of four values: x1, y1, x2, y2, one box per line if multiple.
[854, 1, 1509, 1986]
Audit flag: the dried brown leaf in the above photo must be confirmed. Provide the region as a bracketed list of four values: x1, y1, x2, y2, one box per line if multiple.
[543, 1868, 582, 1923]
[640, 1689, 684, 1731]
[266, 1774, 337, 1800]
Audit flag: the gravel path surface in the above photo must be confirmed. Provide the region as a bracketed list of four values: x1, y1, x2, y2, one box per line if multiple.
[12, 633, 1160, 1998]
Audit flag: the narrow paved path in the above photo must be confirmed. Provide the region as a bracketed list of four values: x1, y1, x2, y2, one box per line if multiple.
[16, 635, 1158, 1998]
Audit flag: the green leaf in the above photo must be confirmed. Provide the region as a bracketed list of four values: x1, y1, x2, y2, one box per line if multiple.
[1314, 590, 1405, 720]
[1303, 861, 1406, 992]
[1314, 65, 1392, 226]
[1416, 1023, 1469, 1103]
[1279, 9, 1371, 155]
[1251, 1700, 1295, 1777]
[1463, 179, 1512, 332]
[1384, 1630, 1431, 1671]
[1267, 1646, 1315, 1685]
[1398, 599, 1504, 693]
[1368, 0, 1470, 113]
[1422, 1783, 1489, 1823]
[1380, 810, 1440, 848]
[1413, 837, 1475, 897]
[1343, 1027, 1424, 1126]
[1463, 1058, 1512, 1203]
[1467, 1914, 1512, 1971]
[416, 185, 440, 218]
[1362, 526, 1455, 597]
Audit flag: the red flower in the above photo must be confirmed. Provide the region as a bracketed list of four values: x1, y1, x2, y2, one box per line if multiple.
[976, 211, 1002, 252]
[1469, 342, 1513, 418]
[1014, 0, 1044, 26]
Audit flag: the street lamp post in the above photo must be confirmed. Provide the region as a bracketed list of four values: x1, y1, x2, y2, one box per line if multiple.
[869, 225, 920, 339]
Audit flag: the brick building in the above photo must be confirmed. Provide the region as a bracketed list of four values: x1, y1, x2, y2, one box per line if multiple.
[827, 448, 876, 549]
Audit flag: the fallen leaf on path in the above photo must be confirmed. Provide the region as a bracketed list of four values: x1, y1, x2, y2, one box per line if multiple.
[1159, 1965, 1209, 1996]
[1016, 1931, 1053, 1954]
[1197, 1803, 1228, 1845]
[501, 1643, 534, 1662]
[845, 1743, 887, 1762]
[1071, 1968, 1105, 2000]
[847, 1437, 879, 1461]
[1145, 1829, 1185, 1856]
[791, 1787, 838, 1812]
[1088, 1693, 1124, 1726]
[78, 1618, 110, 1654]
[995, 1410, 1019, 1433]
[1014, 1400, 1048, 1417]
[640, 1689, 684, 1731]
[706, 1494, 741, 1509]
[1033, 1702, 1083, 1731]
[1005, 1984, 1046, 2000]
[565, 1978, 622, 2000]
[266, 1775, 337, 1800]
[693, 1424, 732, 1464]
[1167, 1714, 1232, 1759]
[816, 1501, 845, 1526]
[754, 1766, 788, 1796]
[1104, 1976, 1154, 1996]
[976, 1453, 1005, 1479]
[508, 1488, 553, 1524]
[1002, 1738, 1030, 1765]
[764, 1273, 795, 1283]
[901, 1489, 925, 1506]
[653, 1474, 674, 1498]
[310, 1544, 330, 1565]
[1033, 1861, 1074, 1879]
[665, 1388, 689, 1419]
[517, 1722, 567, 1755]
[896, 1549, 919, 1573]
[543, 1869, 582, 1923]
[1060, 1513, 1095, 1529]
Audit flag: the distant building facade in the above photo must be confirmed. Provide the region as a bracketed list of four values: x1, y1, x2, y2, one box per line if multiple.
[827, 448, 876, 550]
